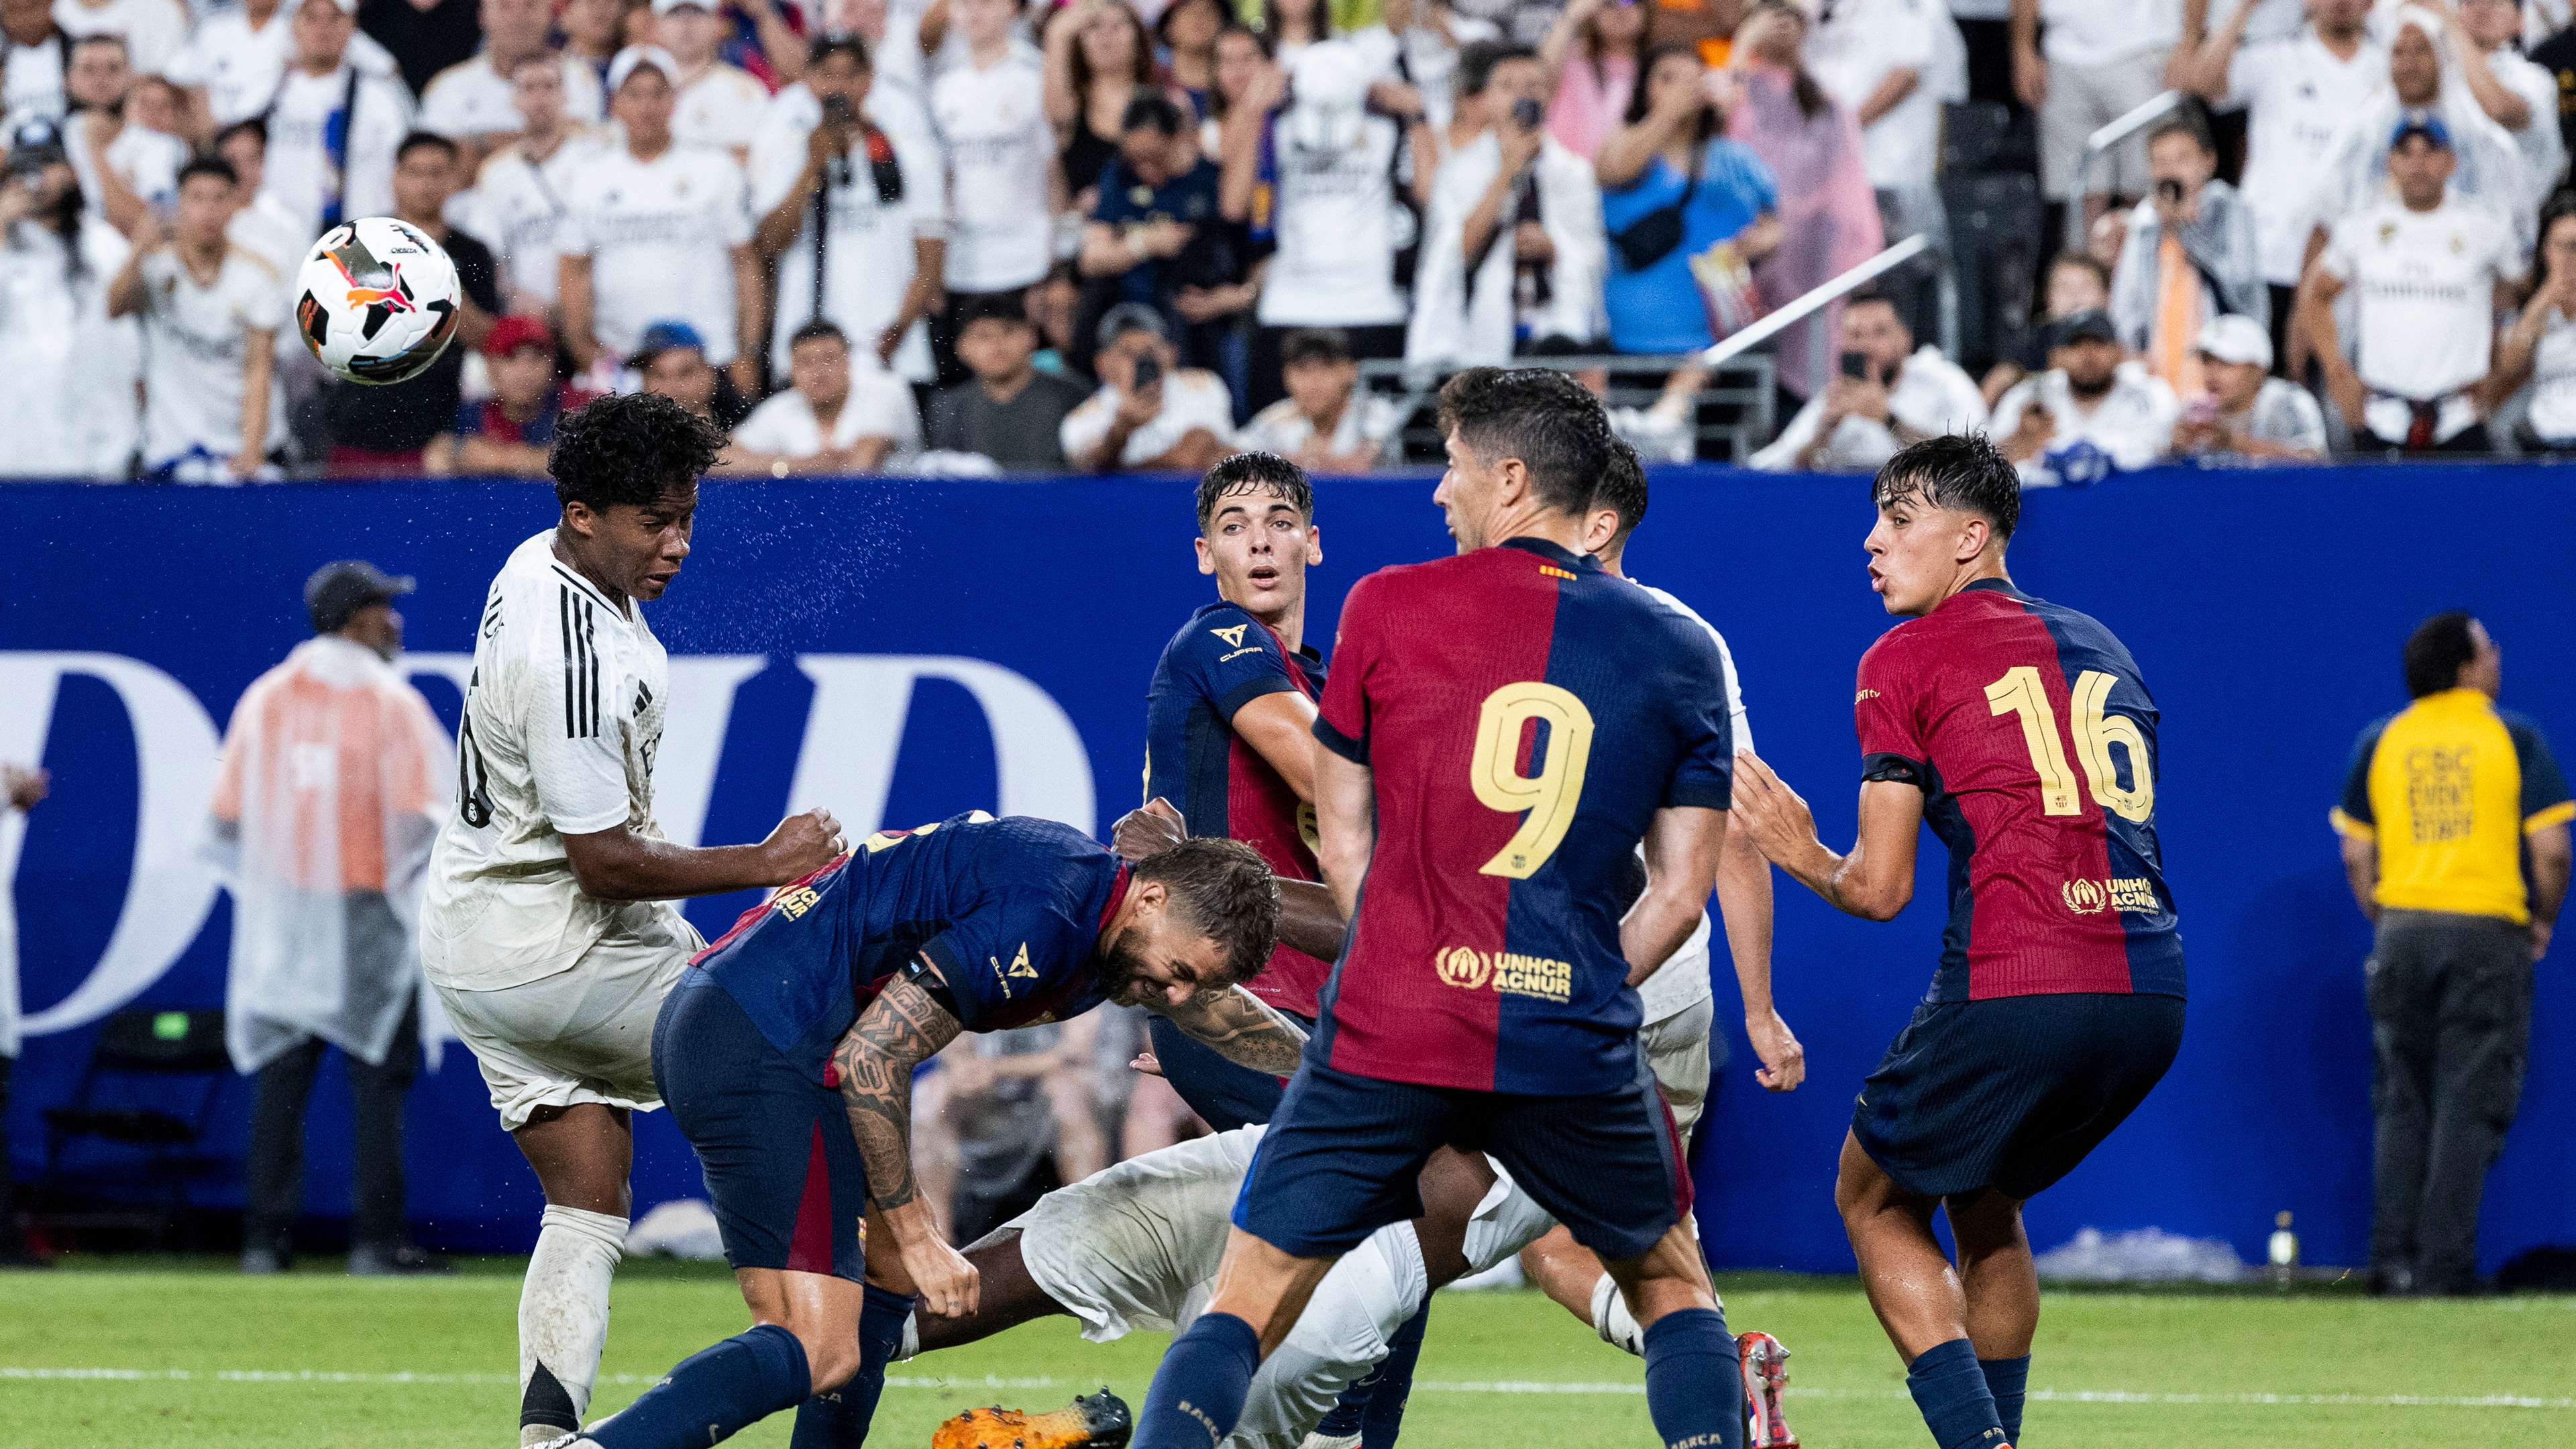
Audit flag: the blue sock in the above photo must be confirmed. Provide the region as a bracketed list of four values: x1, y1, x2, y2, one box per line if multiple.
[1313, 1297, 1430, 1442]
[590, 1323, 811, 1449]
[1979, 1355, 2030, 1446]
[1906, 1338, 2008, 1449]
[1641, 1306, 1741, 1449]
[1134, 1311, 1260, 1449]
[788, 1285, 916, 1449]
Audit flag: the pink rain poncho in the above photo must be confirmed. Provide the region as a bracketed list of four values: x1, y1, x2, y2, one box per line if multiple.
[1727, 62, 1884, 398]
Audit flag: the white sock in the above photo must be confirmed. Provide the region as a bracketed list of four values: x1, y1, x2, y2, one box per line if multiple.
[1590, 1273, 1646, 1357]
[519, 1205, 627, 1448]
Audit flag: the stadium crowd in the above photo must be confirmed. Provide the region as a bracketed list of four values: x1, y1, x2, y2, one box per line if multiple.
[4, 0, 2576, 479]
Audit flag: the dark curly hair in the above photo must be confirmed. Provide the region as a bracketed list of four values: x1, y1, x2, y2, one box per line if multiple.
[1133, 837, 1281, 987]
[1196, 451, 1313, 532]
[1872, 433, 2021, 542]
[549, 392, 726, 511]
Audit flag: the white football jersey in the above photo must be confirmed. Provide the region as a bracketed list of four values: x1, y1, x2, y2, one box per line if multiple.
[424, 532, 672, 992]
[1633, 582, 1752, 1026]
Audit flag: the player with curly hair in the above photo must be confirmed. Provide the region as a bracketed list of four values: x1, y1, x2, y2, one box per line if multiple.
[423, 390, 851, 1448]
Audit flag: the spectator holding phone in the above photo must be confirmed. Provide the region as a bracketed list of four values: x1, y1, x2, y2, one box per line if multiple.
[1060, 301, 1235, 471]
[1595, 43, 1780, 355]
[1538, 0, 1647, 161]
[2168, 313, 2325, 463]
[2492, 193, 2576, 453]
[1750, 286, 1984, 471]
[2108, 109, 2264, 392]
[1407, 42, 1605, 366]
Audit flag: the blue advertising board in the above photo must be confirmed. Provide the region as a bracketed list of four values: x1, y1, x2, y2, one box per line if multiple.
[2, 464, 2569, 1273]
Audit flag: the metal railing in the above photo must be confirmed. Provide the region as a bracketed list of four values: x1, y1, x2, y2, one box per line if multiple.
[1355, 353, 1779, 464]
[2066, 89, 2188, 250]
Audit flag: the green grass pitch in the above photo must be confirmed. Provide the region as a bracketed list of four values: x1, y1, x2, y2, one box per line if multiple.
[3, 1258, 2573, 1447]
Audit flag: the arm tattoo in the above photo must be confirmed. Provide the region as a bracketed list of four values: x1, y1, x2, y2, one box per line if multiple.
[1158, 985, 1308, 1076]
[831, 970, 963, 1213]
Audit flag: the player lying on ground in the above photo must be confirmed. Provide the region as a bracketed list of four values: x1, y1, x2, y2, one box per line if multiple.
[1729, 434, 2186, 1449]
[419, 392, 846, 1446]
[547, 814, 1304, 1449]
[1130, 369, 1752, 1449]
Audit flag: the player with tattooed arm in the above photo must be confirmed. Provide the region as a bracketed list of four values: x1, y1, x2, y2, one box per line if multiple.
[541, 813, 1298, 1449]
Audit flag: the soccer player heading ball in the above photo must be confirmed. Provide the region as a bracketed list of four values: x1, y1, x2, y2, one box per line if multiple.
[1731, 432, 2185, 1449]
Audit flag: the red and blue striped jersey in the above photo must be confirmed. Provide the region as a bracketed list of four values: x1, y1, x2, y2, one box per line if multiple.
[1310, 537, 1736, 1095]
[1144, 601, 1332, 1017]
[691, 814, 1129, 1062]
[1855, 579, 2185, 1002]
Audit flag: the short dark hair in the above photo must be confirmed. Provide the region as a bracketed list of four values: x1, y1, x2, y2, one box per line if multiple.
[2403, 611, 2481, 698]
[2146, 105, 2214, 156]
[1196, 451, 1315, 531]
[956, 292, 1033, 330]
[1595, 438, 1648, 549]
[549, 392, 726, 511]
[213, 115, 266, 155]
[788, 319, 849, 350]
[1434, 367, 1613, 517]
[1279, 327, 1351, 368]
[396, 129, 459, 166]
[177, 155, 239, 191]
[808, 33, 871, 70]
[1457, 40, 1534, 97]
[1121, 91, 1187, 137]
[1133, 837, 1281, 987]
[68, 32, 127, 59]
[1872, 433, 2021, 541]
[1845, 286, 1899, 315]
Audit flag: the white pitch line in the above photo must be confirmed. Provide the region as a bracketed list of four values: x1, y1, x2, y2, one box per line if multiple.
[4, 1366, 2572, 1410]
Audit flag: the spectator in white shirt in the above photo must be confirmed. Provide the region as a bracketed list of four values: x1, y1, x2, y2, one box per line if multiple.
[931, 0, 1061, 382]
[2011, 0, 2182, 239]
[1405, 40, 1607, 368]
[2170, 312, 2326, 462]
[753, 36, 948, 385]
[1992, 308, 2182, 482]
[52, 0, 187, 82]
[2, 0, 72, 123]
[1809, 0, 1949, 245]
[724, 319, 921, 474]
[216, 117, 311, 278]
[559, 46, 762, 392]
[2302, 115, 2517, 453]
[1061, 301, 1235, 471]
[1752, 287, 1987, 470]
[2176, 0, 2383, 364]
[0, 114, 138, 476]
[560, 0, 624, 86]
[449, 52, 605, 315]
[419, 0, 610, 164]
[1238, 327, 1405, 470]
[63, 34, 186, 240]
[170, 0, 392, 135]
[2493, 191, 2576, 451]
[2306, 7, 2532, 272]
[2108, 111, 2266, 392]
[2451, 0, 2565, 197]
[1223, 38, 1425, 405]
[264, 0, 415, 242]
[652, 0, 773, 162]
[107, 155, 287, 482]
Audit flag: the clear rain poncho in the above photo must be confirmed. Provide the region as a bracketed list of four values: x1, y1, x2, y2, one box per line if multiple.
[207, 636, 450, 1075]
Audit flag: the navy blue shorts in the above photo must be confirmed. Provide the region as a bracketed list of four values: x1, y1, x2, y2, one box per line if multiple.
[653, 969, 868, 1281]
[1146, 1010, 1313, 1132]
[1234, 1055, 1692, 1263]
[1854, 991, 2186, 1201]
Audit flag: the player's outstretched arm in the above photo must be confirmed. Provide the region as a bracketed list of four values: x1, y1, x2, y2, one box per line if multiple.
[1731, 751, 1923, 922]
[1711, 824, 1804, 1092]
[559, 808, 846, 901]
[833, 970, 976, 1316]
[1154, 985, 1310, 1077]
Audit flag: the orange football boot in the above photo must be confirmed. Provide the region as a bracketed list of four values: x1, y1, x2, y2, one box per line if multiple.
[930, 1388, 1134, 1449]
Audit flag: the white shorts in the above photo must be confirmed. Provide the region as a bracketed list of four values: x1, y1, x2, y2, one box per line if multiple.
[1641, 994, 1715, 1139]
[429, 904, 701, 1130]
[998, 1124, 1426, 1449]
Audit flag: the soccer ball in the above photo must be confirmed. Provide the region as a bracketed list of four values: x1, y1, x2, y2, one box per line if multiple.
[293, 216, 463, 386]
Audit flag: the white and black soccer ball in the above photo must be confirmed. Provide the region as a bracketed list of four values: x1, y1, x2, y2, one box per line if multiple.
[293, 216, 463, 386]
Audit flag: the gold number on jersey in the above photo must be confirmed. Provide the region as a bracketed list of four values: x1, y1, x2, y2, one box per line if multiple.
[1469, 682, 1597, 878]
[1984, 667, 2153, 822]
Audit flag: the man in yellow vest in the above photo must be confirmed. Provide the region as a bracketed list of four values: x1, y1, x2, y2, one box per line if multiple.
[2332, 612, 2572, 1296]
